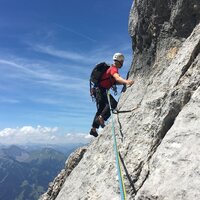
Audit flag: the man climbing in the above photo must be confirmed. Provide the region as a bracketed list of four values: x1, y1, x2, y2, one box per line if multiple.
[90, 53, 134, 137]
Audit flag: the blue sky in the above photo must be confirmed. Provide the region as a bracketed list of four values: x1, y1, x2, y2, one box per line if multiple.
[0, 0, 133, 145]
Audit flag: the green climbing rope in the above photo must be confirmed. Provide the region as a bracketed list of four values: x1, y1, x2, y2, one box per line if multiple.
[107, 90, 127, 200]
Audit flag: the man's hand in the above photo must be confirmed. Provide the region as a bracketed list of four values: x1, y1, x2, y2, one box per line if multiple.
[126, 80, 134, 86]
[113, 73, 134, 86]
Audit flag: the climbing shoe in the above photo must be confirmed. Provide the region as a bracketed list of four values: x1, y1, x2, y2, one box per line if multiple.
[96, 115, 105, 128]
[90, 129, 98, 137]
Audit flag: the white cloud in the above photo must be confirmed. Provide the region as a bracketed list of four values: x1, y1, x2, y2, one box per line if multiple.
[31, 43, 130, 65]
[0, 57, 89, 94]
[55, 24, 97, 43]
[0, 58, 65, 81]
[19, 125, 58, 135]
[0, 128, 16, 137]
[0, 97, 20, 104]
[33, 45, 91, 63]
[0, 126, 90, 145]
[64, 132, 94, 144]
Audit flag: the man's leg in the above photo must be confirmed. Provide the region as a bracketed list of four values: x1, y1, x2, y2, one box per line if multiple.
[101, 94, 117, 121]
[90, 93, 106, 136]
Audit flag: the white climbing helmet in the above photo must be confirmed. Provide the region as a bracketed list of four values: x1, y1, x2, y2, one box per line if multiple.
[113, 53, 125, 62]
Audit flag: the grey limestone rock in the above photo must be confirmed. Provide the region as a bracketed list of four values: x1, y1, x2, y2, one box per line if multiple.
[41, 0, 200, 199]
[39, 147, 87, 200]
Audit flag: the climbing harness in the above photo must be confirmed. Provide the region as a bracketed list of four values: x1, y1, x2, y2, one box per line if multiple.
[107, 90, 127, 200]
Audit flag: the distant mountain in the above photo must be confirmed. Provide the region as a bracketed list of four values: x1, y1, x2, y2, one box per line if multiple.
[19, 143, 85, 154]
[0, 144, 78, 200]
[1, 145, 30, 162]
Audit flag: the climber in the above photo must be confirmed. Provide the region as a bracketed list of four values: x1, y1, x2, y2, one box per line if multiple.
[90, 53, 134, 137]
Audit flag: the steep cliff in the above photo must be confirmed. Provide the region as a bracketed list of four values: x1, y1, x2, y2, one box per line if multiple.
[40, 0, 200, 199]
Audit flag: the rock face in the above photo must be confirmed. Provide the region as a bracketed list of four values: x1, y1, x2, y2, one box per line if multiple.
[39, 147, 87, 200]
[40, 0, 200, 199]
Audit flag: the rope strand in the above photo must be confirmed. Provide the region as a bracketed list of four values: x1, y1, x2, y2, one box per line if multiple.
[107, 90, 127, 200]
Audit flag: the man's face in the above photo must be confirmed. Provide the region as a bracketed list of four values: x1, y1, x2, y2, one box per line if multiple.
[115, 60, 123, 68]
[118, 60, 123, 68]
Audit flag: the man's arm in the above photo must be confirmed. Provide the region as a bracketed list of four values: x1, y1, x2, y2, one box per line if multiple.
[113, 73, 134, 86]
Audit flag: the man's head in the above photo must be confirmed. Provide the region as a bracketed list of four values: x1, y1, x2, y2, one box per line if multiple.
[113, 53, 124, 68]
